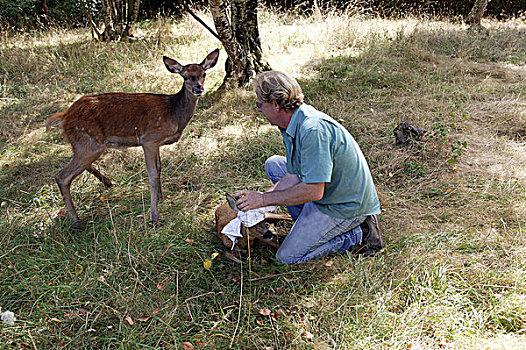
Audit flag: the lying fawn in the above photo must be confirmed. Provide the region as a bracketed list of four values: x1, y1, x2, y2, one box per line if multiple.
[47, 49, 220, 229]
[215, 194, 292, 256]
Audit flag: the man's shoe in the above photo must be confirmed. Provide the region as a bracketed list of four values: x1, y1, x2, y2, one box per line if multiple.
[354, 214, 384, 257]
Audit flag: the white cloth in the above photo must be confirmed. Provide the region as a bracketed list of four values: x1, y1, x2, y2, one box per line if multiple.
[221, 206, 277, 250]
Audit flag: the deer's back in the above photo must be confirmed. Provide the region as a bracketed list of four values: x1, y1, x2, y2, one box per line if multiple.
[61, 93, 181, 143]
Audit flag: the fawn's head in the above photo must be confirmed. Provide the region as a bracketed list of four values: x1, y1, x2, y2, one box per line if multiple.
[163, 49, 220, 97]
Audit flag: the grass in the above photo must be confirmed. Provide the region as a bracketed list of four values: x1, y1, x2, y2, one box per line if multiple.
[1, 8, 526, 349]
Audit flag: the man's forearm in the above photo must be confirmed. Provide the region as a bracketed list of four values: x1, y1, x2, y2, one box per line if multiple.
[235, 175, 324, 212]
[268, 173, 300, 192]
[263, 182, 324, 207]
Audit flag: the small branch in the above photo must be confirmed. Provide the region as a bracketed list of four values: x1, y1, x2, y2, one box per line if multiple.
[184, 291, 222, 303]
[230, 257, 243, 348]
[80, 0, 102, 39]
[185, 4, 221, 41]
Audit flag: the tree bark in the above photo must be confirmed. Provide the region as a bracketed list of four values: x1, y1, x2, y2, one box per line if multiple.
[210, 0, 271, 88]
[102, 0, 116, 41]
[235, 0, 270, 74]
[467, 0, 490, 26]
[41, 0, 49, 28]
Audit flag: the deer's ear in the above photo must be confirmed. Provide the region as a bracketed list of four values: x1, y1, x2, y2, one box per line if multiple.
[200, 49, 220, 70]
[163, 56, 184, 74]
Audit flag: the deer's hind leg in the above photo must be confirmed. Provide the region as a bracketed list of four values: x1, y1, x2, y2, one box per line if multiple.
[56, 136, 105, 229]
[87, 166, 113, 188]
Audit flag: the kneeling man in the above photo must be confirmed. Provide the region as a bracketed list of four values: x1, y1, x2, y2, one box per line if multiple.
[235, 71, 383, 264]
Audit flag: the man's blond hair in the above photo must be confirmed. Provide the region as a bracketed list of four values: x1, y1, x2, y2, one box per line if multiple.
[254, 71, 304, 111]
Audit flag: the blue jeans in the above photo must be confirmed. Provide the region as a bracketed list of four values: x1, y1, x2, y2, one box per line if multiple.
[265, 155, 365, 264]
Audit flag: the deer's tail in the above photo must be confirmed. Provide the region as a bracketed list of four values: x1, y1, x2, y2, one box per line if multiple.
[45, 111, 65, 132]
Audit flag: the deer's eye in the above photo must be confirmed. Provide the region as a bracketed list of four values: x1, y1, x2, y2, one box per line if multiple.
[203, 73, 206, 78]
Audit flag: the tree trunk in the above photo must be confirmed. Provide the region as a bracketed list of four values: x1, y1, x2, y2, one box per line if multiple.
[41, 0, 49, 28]
[210, 0, 270, 88]
[467, 0, 490, 26]
[234, 0, 270, 74]
[80, 0, 141, 42]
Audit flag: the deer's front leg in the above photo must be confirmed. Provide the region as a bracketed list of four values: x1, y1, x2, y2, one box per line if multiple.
[142, 143, 162, 224]
[156, 150, 163, 201]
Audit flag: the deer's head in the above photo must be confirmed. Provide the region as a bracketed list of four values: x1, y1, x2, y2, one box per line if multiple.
[163, 49, 220, 97]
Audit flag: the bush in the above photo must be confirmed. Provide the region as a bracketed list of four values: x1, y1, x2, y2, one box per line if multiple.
[0, 0, 88, 29]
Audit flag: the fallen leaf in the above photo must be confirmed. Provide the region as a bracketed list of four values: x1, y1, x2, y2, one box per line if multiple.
[211, 252, 219, 260]
[276, 287, 284, 294]
[97, 275, 106, 282]
[182, 342, 194, 350]
[259, 308, 271, 316]
[75, 264, 83, 277]
[152, 308, 161, 315]
[156, 283, 165, 291]
[137, 315, 152, 322]
[203, 260, 212, 269]
[324, 260, 334, 267]
[185, 238, 194, 244]
[50, 318, 62, 323]
[124, 316, 134, 326]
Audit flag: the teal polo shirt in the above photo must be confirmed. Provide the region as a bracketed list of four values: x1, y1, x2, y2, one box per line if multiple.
[279, 103, 380, 219]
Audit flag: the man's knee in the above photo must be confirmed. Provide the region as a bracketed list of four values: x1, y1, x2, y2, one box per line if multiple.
[265, 155, 286, 181]
[276, 247, 292, 264]
[276, 245, 301, 264]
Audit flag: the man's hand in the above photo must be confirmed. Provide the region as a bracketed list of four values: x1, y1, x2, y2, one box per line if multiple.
[235, 190, 265, 212]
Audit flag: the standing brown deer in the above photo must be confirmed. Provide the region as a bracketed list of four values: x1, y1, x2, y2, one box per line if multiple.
[46, 49, 220, 229]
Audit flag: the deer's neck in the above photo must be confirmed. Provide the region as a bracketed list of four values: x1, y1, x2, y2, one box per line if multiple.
[171, 83, 199, 130]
